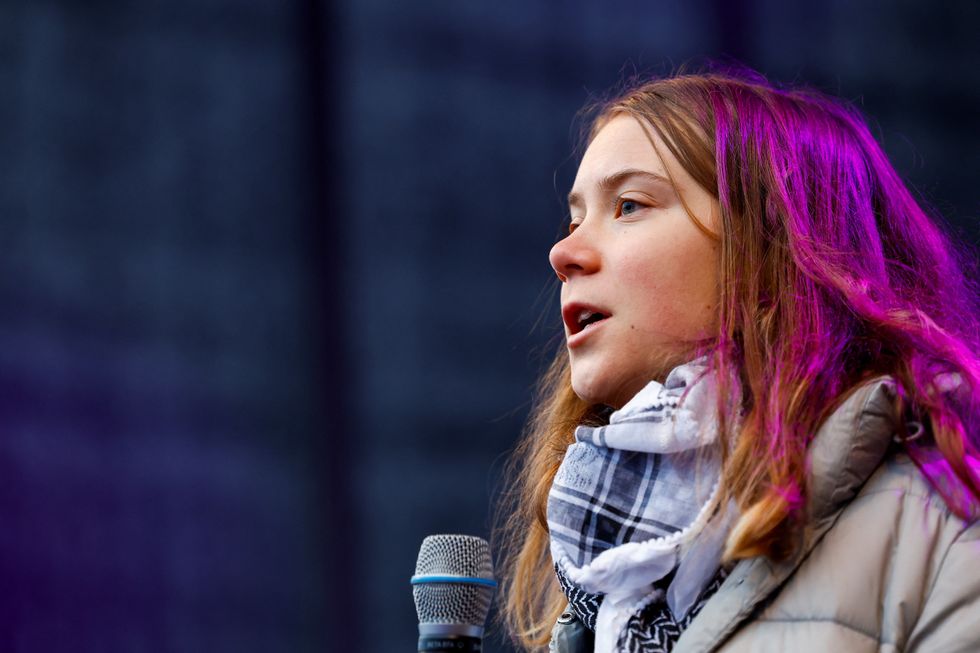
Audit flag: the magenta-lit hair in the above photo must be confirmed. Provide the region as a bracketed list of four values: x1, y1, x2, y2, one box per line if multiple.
[498, 69, 980, 646]
[606, 70, 980, 554]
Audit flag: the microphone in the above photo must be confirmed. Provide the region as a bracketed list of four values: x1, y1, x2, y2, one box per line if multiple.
[411, 534, 497, 652]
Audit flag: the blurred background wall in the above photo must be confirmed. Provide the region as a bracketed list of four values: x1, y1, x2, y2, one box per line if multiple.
[0, 1, 977, 651]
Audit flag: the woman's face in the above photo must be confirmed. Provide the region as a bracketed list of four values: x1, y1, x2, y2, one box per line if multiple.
[550, 114, 721, 408]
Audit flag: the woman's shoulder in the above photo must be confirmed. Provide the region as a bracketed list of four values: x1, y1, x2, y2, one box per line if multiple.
[808, 374, 977, 530]
[819, 448, 980, 650]
[854, 447, 980, 536]
[722, 447, 980, 651]
[801, 375, 980, 626]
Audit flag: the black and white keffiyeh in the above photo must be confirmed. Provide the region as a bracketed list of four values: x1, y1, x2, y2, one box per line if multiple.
[547, 357, 736, 652]
[554, 563, 732, 652]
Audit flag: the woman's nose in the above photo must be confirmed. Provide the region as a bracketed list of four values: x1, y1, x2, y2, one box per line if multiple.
[549, 229, 601, 283]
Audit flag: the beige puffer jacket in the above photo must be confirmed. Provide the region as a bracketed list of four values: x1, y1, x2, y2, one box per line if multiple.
[552, 377, 980, 652]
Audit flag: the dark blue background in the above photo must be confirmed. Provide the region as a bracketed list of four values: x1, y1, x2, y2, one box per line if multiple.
[1, 1, 977, 651]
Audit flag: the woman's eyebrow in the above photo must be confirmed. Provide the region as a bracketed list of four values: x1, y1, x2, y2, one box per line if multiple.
[567, 168, 672, 209]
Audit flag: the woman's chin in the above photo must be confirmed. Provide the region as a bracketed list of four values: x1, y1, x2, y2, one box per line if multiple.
[570, 375, 632, 410]
[570, 379, 604, 407]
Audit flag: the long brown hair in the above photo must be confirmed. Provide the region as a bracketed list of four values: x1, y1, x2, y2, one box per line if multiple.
[495, 69, 980, 650]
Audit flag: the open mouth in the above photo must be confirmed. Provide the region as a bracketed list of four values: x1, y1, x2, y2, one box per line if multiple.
[563, 303, 611, 336]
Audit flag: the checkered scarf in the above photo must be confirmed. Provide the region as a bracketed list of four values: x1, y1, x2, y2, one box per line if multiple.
[547, 357, 730, 649]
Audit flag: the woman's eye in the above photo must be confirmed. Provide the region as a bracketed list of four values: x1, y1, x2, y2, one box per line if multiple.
[615, 197, 645, 217]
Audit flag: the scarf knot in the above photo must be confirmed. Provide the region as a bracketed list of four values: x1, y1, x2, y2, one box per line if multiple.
[547, 357, 736, 651]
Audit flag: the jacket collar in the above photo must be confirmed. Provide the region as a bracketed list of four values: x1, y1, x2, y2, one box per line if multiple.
[674, 377, 898, 652]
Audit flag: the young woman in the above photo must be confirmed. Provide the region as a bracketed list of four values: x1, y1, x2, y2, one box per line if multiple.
[497, 70, 980, 652]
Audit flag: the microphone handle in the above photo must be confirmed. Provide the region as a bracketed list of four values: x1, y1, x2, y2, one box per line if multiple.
[418, 634, 482, 652]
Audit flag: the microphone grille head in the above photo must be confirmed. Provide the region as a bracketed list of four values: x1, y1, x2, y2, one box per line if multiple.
[412, 534, 496, 628]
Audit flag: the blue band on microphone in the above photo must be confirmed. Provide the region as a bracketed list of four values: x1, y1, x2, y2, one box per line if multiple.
[410, 574, 499, 588]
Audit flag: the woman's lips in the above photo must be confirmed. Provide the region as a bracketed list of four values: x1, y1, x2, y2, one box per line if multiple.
[562, 302, 611, 334]
[567, 315, 608, 348]
[562, 301, 612, 348]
